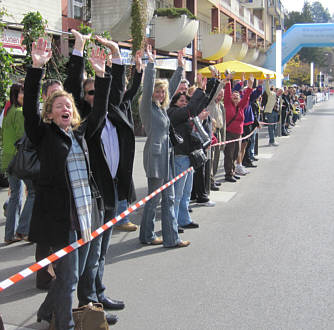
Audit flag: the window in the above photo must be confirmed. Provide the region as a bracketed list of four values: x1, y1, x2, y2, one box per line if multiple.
[73, 0, 84, 19]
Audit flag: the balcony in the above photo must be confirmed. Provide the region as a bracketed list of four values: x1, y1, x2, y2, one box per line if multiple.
[242, 47, 260, 64]
[268, 0, 284, 18]
[91, 0, 155, 41]
[153, 14, 199, 52]
[239, 0, 265, 9]
[200, 32, 233, 60]
[223, 41, 248, 61]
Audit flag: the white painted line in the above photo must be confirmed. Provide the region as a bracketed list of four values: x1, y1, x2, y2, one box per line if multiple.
[4, 325, 35, 330]
[210, 191, 237, 203]
[257, 153, 273, 159]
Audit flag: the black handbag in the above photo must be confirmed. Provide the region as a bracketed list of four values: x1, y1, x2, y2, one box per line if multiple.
[7, 133, 40, 181]
[169, 123, 184, 146]
[189, 148, 207, 170]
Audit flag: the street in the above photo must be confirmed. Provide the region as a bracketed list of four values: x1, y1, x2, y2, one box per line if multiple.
[1, 98, 334, 330]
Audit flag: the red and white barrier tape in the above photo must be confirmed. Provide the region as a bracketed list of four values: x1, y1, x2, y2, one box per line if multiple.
[211, 127, 256, 148]
[0, 167, 194, 292]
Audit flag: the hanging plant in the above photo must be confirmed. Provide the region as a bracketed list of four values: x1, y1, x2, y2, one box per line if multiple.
[154, 7, 197, 20]
[131, 0, 148, 55]
[21, 11, 47, 67]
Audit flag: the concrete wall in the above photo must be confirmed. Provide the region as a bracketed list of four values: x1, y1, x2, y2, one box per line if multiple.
[1, 0, 62, 31]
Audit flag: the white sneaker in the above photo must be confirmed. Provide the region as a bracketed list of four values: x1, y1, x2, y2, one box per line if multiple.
[269, 142, 279, 147]
[235, 164, 247, 175]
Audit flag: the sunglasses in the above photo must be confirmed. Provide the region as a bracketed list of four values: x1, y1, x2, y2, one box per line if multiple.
[86, 90, 95, 96]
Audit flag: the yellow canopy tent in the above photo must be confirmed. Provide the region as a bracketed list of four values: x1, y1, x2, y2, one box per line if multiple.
[198, 60, 276, 80]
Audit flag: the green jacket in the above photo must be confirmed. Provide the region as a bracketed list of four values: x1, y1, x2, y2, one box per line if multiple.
[1, 104, 25, 172]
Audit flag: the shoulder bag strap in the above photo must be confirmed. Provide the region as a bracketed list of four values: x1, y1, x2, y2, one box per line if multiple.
[226, 106, 239, 128]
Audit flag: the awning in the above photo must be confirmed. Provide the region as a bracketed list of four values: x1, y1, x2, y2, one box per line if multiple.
[198, 60, 276, 79]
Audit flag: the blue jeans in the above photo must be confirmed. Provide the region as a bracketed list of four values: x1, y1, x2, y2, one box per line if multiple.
[77, 197, 104, 306]
[5, 175, 35, 241]
[139, 172, 180, 247]
[38, 230, 90, 330]
[249, 128, 257, 159]
[267, 111, 278, 143]
[174, 155, 193, 227]
[116, 199, 130, 225]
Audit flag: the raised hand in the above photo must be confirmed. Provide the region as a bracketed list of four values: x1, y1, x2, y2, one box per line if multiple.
[31, 38, 52, 68]
[177, 48, 185, 68]
[146, 44, 155, 63]
[248, 74, 254, 88]
[197, 73, 207, 91]
[71, 29, 91, 53]
[89, 47, 106, 78]
[95, 36, 120, 58]
[135, 50, 143, 73]
[198, 109, 209, 121]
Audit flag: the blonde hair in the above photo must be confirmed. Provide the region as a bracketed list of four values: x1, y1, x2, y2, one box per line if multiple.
[42, 90, 81, 130]
[153, 79, 169, 109]
[187, 85, 197, 97]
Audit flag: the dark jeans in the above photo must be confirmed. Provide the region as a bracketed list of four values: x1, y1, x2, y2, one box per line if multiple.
[224, 132, 241, 177]
[192, 158, 209, 200]
[35, 244, 55, 288]
[38, 231, 90, 330]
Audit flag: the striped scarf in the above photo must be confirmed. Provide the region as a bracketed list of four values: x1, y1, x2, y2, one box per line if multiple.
[66, 130, 92, 243]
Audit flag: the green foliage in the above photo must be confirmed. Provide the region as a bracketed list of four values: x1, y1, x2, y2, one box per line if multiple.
[0, 45, 13, 109]
[78, 23, 95, 77]
[21, 11, 47, 67]
[154, 7, 197, 20]
[0, 8, 13, 109]
[131, 0, 148, 55]
[284, 55, 310, 85]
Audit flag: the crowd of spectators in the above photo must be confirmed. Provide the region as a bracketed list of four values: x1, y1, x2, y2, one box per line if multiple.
[0, 30, 329, 329]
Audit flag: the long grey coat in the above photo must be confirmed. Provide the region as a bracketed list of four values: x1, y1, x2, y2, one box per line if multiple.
[139, 62, 183, 179]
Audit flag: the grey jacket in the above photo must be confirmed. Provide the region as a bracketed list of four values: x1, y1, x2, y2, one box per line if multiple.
[139, 62, 183, 179]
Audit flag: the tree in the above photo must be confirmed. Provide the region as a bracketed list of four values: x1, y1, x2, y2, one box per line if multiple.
[284, 2, 330, 68]
[283, 55, 310, 85]
[310, 1, 331, 23]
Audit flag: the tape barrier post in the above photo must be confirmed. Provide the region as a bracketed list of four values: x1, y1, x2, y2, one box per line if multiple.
[0, 167, 194, 293]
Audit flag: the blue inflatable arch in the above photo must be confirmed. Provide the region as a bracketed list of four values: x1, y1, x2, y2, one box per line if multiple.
[263, 23, 334, 71]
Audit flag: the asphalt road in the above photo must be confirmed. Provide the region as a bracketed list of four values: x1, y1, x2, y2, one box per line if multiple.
[1, 98, 334, 330]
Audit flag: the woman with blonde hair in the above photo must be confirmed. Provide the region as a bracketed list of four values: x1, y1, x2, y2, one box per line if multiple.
[24, 38, 111, 329]
[139, 45, 190, 248]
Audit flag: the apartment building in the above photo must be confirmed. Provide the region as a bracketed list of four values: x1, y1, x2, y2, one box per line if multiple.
[0, 0, 284, 81]
[91, 0, 284, 82]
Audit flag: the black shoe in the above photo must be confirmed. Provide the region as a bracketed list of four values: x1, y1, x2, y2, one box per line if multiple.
[188, 208, 193, 213]
[181, 222, 199, 229]
[99, 297, 125, 310]
[178, 227, 184, 233]
[233, 175, 240, 180]
[37, 305, 52, 323]
[210, 184, 220, 191]
[282, 132, 289, 136]
[105, 312, 118, 325]
[196, 196, 210, 203]
[215, 182, 222, 186]
[251, 157, 258, 162]
[225, 176, 237, 183]
[243, 161, 257, 168]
